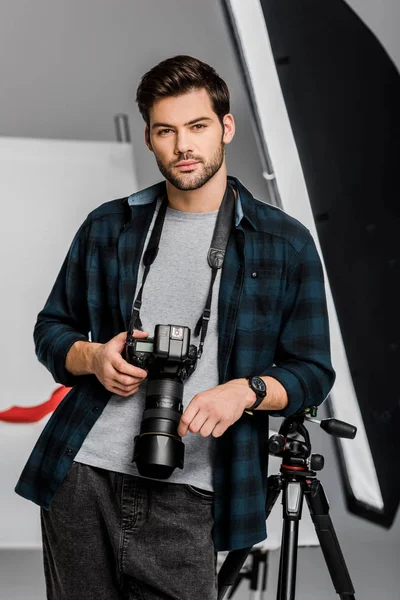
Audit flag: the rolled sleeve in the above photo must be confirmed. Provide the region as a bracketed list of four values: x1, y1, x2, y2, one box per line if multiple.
[49, 331, 89, 387]
[262, 233, 336, 417]
[261, 365, 306, 417]
[34, 218, 91, 387]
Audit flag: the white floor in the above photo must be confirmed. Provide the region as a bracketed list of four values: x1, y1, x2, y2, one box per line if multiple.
[1, 537, 399, 600]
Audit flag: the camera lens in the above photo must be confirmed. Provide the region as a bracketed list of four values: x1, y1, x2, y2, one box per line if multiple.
[133, 378, 185, 479]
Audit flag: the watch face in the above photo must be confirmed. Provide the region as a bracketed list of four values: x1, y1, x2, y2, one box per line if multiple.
[252, 376, 266, 393]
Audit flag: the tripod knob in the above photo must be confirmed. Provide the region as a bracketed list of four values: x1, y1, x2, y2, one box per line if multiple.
[310, 454, 324, 471]
[269, 434, 285, 455]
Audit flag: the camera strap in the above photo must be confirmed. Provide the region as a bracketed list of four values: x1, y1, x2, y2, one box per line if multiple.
[127, 182, 236, 359]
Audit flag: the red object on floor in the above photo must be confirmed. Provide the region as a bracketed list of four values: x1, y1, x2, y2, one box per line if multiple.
[0, 386, 71, 423]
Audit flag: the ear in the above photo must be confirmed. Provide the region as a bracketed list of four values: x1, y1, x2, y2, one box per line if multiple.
[145, 125, 153, 152]
[222, 114, 235, 145]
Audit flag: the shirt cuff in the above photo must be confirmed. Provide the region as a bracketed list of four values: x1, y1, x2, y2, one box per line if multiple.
[51, 331, 89, 387]
[261, 366, 306, 418]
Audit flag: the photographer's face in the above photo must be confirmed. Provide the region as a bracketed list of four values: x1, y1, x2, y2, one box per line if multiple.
[145, 89, 234, 191]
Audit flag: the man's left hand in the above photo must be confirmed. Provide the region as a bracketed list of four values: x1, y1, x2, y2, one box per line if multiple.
[177, 379, 253, 438]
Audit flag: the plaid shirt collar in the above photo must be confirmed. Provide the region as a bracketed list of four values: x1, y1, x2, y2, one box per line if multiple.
[127, 175, 259, 231]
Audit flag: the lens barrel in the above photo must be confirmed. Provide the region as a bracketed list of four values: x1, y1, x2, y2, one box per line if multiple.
[133, 378, 185, 479]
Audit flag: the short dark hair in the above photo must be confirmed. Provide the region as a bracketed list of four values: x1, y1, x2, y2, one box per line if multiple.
[136, 55, 230, 127]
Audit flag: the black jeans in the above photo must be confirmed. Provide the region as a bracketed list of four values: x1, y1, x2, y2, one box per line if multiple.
[40, 462, 218, 600]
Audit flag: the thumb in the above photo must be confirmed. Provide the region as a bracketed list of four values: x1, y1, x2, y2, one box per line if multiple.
[113, 331, 148, 346]
[132, 329, 149, 338]
[112, 331, 149, 354]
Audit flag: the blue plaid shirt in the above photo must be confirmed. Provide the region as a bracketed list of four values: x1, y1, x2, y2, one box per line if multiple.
[15, 176, 335, 551]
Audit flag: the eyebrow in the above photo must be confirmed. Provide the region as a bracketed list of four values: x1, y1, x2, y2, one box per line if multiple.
[151, 117, 213, 130]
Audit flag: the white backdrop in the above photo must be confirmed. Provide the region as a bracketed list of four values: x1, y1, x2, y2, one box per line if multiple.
[0, 137, 137, 548]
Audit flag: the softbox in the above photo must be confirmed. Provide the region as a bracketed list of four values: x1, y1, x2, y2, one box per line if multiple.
[221, 0, 399, 527]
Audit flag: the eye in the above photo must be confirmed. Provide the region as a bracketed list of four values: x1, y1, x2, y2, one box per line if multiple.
[158, 129, 173, 136]
[192, 124, 206, 130]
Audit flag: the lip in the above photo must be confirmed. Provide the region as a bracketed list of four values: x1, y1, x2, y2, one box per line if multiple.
[175, 161, 201, 170]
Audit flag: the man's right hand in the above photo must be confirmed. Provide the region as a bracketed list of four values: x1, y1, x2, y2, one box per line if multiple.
[91, 330, 149, 397]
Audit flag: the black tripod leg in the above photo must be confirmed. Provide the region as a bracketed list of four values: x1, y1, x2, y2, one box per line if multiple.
[217, 548, 253, 600]
[265, 475, 283, 518]
[217, 476, 282, 600]
[305, 480, 356, 599]
[226, 571, 244, 598]
[277, 481, 303, 600]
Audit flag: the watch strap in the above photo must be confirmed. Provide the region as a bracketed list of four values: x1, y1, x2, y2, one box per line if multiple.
[246, 376, 266, 411]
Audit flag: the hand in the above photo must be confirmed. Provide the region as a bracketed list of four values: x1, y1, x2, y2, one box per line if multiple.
[177, 379, 253, 439]
[91, 330, 149, 397]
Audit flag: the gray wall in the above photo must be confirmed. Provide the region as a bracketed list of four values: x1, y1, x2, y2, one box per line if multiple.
[346, 0, 400, 69]
[1, 0, 398, 191]
[0, 0, 268, 200]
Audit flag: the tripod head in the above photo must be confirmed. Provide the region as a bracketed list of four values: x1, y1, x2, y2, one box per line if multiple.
[268, 406, 357, 475]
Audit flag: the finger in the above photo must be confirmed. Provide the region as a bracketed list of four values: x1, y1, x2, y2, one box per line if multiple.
[114, 359, 148, 379]
[199, 419, 220, 438]
[111, 377, 140, 390]
[178, 406, 200, 437]
[111, 383, 141, 397]
[133, 329, 149, 338]
[115, 330, 149, 340]
[109, 384, 130, 396]
[112, 369, 146, 386]
[211, 422, 227, 438]
[114, 331, 128, 340]
[112, 331, 149, 351]
[187, 413, 209, 435]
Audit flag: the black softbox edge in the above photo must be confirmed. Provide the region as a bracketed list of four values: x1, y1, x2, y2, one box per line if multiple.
[325, 397, 392, 529]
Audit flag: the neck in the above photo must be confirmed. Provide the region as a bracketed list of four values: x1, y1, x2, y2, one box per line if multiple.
[166, 164, 228, 212]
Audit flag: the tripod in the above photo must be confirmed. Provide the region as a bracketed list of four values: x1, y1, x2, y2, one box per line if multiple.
[217, 408, 357, 600]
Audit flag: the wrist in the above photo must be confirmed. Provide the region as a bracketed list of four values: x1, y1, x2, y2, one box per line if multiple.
[66, 341, 102, 376]
[245, 386, 257, 409]
[244, 376, 268, 410]
[86, 342, 103, 375]
[234, 378, 257, 409]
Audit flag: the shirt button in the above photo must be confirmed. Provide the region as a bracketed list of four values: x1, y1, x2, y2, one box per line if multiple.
[66, 448, 73, 456]
[251, 271, 258, 278]
[92, 406, 99, 413]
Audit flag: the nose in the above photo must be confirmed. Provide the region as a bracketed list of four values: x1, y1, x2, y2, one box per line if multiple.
[174, 130, 193, 156]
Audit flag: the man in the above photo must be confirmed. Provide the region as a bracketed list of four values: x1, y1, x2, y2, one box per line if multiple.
[16, 55, 335, 600]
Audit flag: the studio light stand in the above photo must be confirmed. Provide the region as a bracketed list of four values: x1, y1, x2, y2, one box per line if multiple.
[217, 407, 357, 599]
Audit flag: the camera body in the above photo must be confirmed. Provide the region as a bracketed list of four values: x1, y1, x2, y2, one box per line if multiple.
[124, 324, 198, 479]
[125, 324, 197, 380]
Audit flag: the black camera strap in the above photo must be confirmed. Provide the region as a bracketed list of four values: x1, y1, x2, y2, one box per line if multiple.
[127, 182, 236, 359]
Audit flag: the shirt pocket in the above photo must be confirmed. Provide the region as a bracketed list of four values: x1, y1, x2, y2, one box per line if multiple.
[236, 266, 283, 332]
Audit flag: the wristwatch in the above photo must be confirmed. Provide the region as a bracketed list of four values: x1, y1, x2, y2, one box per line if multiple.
[246, 376, 267, 411]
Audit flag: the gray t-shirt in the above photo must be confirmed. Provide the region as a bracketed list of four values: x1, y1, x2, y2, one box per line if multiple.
[75, 198, 221, 491]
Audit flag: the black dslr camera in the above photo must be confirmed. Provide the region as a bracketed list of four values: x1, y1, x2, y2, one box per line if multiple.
[125, 324, 198, 479]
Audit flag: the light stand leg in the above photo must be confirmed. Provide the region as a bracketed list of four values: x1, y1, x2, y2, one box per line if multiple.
[249, 550, 268, 600]
[260, 551, 269, 600]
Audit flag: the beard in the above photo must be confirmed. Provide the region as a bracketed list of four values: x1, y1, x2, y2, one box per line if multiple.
[154, 140, 225, 191]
